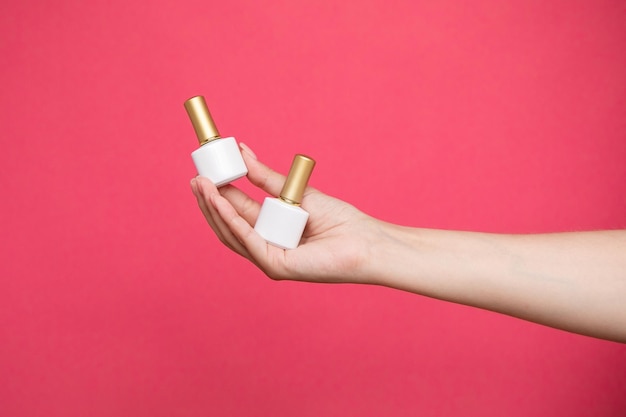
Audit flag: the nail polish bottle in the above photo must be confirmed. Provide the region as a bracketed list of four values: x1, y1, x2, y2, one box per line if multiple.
[184, 95, 248, 187]
[254, 154, 316, 249]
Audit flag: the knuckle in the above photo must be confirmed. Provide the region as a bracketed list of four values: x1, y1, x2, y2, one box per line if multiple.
[240, 198, 256, 220]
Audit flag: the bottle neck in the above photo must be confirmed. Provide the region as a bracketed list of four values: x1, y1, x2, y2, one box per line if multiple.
[279, 196, 301, 206]
[199, 136, 221, 146]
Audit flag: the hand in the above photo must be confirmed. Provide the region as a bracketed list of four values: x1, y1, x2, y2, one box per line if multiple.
[190, 144, 381, 284]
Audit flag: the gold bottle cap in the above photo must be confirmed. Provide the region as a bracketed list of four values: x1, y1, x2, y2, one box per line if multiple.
[184, 95, 221, 145]
[280, 154, 316, 206]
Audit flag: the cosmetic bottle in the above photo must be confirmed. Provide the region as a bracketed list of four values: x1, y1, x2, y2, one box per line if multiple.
[184, 95, 248, 187]
[254, 154, 316, 249]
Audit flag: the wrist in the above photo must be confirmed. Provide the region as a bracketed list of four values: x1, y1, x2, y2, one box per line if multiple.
[365, 225, 508, 304]
[362, 221, 422, 287]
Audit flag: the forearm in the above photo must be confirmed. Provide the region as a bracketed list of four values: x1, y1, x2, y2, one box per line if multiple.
[368, 225, 626, 342]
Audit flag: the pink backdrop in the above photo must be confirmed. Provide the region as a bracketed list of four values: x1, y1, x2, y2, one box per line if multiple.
[1, 0, 625, 415]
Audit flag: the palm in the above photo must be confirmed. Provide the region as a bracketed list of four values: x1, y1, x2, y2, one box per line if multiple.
[266, 191, 374, 282]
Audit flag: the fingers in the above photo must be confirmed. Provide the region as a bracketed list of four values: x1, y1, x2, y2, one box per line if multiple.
[192, 177, 253, 259]
[190, 177, 221, 236]
[239, 143, 286, 197]
[190, 143, 307, 278]
[219, 185, 262, 226]
[210, 192, 279, 270]
[191, 177, 285, 276]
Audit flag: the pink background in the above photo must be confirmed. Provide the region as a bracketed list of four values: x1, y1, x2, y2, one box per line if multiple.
[1, 0, 625, 415]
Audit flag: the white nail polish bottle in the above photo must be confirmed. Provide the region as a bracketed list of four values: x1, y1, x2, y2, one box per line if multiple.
[254, 154, 316, 249]
[184, 95, 248, 187]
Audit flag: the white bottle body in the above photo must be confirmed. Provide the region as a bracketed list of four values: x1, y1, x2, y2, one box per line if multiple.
[254, 197, 309, 249]
[191, 136, 248, 187]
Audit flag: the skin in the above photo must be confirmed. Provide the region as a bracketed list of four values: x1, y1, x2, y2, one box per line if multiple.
[190, 143, 626, 343]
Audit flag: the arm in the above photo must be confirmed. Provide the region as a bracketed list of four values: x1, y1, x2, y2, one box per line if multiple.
[369, 226, 626, 342]
[191, 144, 626, 343]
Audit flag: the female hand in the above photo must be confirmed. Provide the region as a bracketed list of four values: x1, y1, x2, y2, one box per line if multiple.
[190, 144, 382, 284]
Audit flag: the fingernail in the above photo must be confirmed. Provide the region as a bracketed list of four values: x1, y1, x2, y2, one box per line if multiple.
[239, 142, 257, 160]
